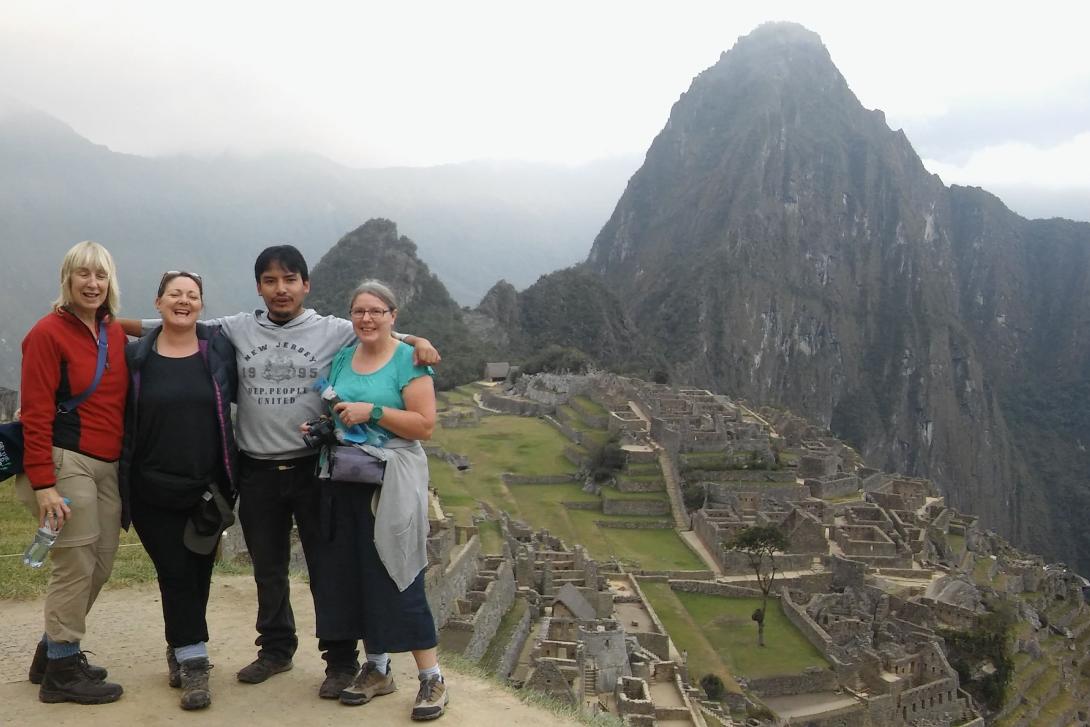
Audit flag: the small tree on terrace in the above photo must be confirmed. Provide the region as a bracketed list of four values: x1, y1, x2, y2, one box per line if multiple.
[725, 524, 790, 647]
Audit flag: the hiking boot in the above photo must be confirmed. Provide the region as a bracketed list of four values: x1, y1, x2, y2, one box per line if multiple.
[38, 654, 123, 705]
[29, 643, 107, 685]
[339, 661, 396, 706]
[319, 664, 358, 699]
[167, 646, 181, 688]
[179, 657, 212, 710]
[237, 654, 293, 684]
[411, 675, 448, 721]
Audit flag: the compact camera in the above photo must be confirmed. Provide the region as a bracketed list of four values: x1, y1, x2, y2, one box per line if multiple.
[301, 416, 339, 449]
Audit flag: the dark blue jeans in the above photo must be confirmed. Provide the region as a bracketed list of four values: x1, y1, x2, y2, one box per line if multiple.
[237, 454, 358, 670]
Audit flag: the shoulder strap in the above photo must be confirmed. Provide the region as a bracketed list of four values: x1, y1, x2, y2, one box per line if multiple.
[57, 319, 110, 414]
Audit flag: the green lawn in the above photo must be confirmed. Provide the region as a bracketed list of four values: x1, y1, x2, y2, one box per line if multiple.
[570, 395, 609, 419]
[624, 463, 662, 477]
[676, 591, 829, 677]
[640, 580, 737, 690]
[558, 405, 610, 446]
[477, 519, 503, 555]
[429, 414, 701, 570]
[640, 580, 828, 683]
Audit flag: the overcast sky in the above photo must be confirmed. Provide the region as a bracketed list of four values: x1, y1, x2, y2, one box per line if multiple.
[2, 1, 1087, 217]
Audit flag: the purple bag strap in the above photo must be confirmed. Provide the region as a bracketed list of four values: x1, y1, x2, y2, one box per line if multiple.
[57, 319, 109, 414]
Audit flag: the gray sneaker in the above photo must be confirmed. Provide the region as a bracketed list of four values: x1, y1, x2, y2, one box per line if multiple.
[411, 675, 448, 721]
[339, 661, 396, 706]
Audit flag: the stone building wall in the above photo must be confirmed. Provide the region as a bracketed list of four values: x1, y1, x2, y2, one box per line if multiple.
[459, 560, 518, 661]
[746, 667, 838, 697]
[601, 497, 670, 516]
[426, 535, 482, 630]
[496, 598, 534, 680]
[480, 388, 553, 416]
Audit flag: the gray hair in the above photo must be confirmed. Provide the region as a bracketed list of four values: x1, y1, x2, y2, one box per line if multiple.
[349, 279, 398, 312]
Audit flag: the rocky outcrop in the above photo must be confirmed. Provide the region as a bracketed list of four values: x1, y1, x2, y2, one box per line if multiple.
[585, 22, 1090, 572]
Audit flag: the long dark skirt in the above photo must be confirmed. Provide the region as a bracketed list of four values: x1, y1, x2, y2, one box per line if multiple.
[311, 480, 437, 654]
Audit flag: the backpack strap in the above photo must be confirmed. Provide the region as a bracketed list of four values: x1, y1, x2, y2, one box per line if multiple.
[57, 318, 109, 414]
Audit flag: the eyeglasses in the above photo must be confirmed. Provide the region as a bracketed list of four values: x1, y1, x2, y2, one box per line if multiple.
[158, 270, 204, 296]
[349, 307, 391, 319]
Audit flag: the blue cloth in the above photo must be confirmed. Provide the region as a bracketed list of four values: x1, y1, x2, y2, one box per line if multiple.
[46, 637, 80, 659]
[174, 641, 208, 662]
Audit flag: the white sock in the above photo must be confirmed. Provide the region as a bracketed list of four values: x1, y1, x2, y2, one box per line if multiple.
[367, 653, 390, 674]
[419, 663, 441, 681]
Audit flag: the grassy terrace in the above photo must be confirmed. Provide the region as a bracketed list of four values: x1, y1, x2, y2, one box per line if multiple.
[640, 581, 828, 686]
[558, 405, 611, 446]
[570, 395, 609, 419]
[430, 403, 702, 570]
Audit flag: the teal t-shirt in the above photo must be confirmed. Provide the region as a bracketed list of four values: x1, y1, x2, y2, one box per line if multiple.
[327, 342, 434, 441]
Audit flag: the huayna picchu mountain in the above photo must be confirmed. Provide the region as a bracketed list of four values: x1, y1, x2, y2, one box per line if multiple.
[586, 22, 1090, 573]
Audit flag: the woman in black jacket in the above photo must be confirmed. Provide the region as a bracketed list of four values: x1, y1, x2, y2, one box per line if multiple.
[119, 271, 237, 710]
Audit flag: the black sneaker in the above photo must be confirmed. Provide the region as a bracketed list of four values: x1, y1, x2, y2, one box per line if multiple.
[237, 655, 293, 684]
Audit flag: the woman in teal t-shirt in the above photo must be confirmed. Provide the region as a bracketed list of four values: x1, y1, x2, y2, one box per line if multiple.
[313, 280, 448, 721]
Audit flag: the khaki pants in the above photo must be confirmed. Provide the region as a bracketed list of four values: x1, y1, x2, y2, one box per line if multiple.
[16, 448, 122, 644]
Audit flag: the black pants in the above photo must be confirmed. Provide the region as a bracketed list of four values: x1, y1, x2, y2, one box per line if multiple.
[237, 454, 358, 668]
[131, 496, 215, 648]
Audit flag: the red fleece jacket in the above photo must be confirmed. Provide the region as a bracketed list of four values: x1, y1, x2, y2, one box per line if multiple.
[20, 308, 128, 488]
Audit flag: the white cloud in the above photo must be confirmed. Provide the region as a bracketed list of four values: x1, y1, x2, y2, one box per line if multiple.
[924, 133, 1090, 191]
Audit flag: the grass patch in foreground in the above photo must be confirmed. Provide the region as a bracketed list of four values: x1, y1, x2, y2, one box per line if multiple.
[674, 591, 829, 678]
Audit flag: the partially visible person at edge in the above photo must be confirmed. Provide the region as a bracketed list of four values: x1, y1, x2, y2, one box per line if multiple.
[118, 271, 238, 710]
[308, 279, 447, 720]
[117, 244, 440, 699]
[15, 241, 128, 704]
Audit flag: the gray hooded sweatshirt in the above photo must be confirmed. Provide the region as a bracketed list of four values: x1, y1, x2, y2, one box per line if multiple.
[145, 309, 355, 459]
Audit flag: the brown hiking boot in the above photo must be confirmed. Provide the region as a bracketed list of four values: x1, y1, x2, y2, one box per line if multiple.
[29, 643, 107, 685]
[167, 646, 181, 688]
[237, 654, 293, 683]
[179, 657, 212, 710]
[411, 675, 448, 721]
[339, 661, 396, 706]
[319, 664, 358, 699]
[38, 654, 123, 705]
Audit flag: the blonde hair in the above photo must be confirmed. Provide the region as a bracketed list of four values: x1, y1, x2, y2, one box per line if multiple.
[53, 241, 121, 317]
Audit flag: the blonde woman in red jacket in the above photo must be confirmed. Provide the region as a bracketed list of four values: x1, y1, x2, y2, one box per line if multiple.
[15, 241, 128, 705]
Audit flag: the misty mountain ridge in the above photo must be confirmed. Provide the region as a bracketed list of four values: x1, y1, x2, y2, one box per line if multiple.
[0, 103, 636, 386]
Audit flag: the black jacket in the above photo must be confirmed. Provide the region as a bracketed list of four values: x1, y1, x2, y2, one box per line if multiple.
[118, 323, 238, 529]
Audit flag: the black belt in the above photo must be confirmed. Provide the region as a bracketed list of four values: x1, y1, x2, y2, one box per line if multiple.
[239, 453, 318, 471]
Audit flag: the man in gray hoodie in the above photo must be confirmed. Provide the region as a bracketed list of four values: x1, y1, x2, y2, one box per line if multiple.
[124, 245, 440, 698]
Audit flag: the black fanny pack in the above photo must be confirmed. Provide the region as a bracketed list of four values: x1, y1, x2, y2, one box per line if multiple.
[136, 468, 213, 510]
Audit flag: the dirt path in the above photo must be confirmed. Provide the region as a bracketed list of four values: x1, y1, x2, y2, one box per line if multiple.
[0, 575, 576, 726]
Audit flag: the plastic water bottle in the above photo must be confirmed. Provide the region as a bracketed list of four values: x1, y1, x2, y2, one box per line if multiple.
[22, 498, 71, 568]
